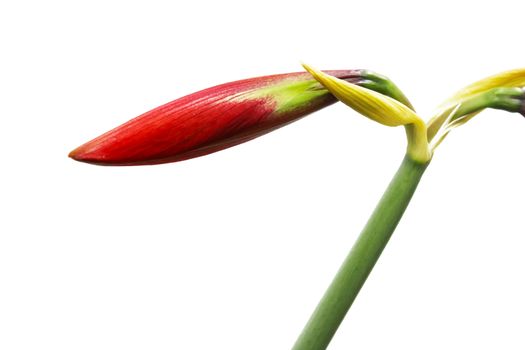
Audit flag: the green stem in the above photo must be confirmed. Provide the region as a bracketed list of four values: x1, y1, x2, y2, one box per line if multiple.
[453, 87, 524, 119]
[427, 87, 525, 142]
[292, 154, 429, 350]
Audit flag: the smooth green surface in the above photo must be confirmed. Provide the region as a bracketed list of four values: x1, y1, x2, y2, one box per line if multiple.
[427, 87, 525, 141]
[453, 87, 524, 118]
[358, 70, 415, 111]
[292, 155, 429, 350]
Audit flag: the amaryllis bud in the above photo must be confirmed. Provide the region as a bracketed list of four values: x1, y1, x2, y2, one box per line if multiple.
[70, 70, 368, 166]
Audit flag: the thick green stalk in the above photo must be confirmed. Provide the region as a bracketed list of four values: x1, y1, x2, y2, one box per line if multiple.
[292, 155, 429, 350]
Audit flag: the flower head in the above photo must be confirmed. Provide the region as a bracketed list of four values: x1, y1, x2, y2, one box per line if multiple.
[70, 70, 366, 165]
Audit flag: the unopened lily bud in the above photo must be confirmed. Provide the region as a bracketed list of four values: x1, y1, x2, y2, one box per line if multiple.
[70, 70, 372, 165]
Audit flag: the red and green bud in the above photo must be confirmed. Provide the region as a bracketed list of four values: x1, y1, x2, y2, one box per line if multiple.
[70, 70, 370, 165]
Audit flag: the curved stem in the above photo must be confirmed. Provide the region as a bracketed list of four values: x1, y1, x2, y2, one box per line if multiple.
[292, 155, 429, 350]
[427, 87, 525, 142]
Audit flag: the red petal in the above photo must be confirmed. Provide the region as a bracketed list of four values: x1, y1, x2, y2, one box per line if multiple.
[70, 70, 358, 165]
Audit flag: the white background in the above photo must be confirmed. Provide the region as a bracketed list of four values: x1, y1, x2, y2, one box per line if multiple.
[1, 0, 525, 349]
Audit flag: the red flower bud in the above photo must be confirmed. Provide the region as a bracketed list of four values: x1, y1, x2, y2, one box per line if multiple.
[69, 70, 362, 165]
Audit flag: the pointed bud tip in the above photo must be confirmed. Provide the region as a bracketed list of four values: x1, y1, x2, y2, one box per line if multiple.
[68, 146, 94, 164]
[68, 144, 109, 165]
[68, 147, 82, 161]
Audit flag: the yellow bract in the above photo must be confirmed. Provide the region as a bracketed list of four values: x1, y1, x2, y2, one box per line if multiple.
[444, 68, 525, 107]
[302, 63, 431, 163]
[428, 68, 525, 142]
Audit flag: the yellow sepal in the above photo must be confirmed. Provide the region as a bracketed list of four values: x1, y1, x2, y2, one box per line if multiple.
[444, 68, 525, 107]
[302, 63, 431, 163]
[428, 68, 525, 141]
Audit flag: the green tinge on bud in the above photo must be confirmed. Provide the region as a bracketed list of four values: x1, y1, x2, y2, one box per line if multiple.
[428, 68, 525, 144]
[302, 63, 431, 163]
